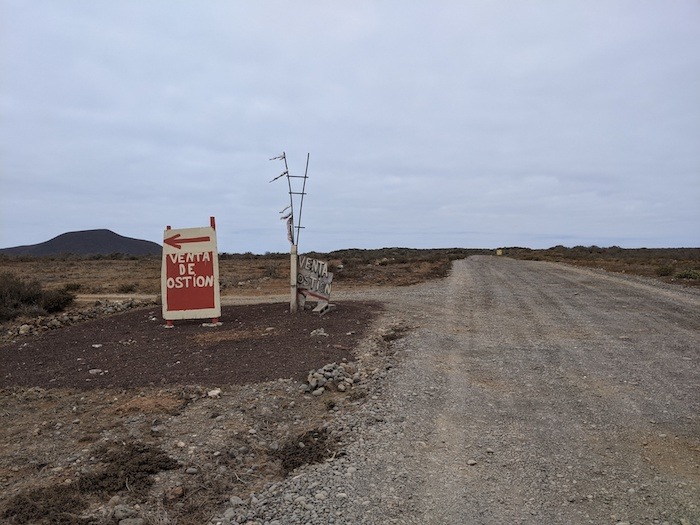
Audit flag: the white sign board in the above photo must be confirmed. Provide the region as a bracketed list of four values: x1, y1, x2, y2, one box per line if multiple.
[161, 226, 221, 321]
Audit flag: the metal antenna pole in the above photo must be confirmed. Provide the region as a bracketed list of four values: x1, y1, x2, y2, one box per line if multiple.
[294, 153, 310, 247]
[269, 151, 310, 313]
[282, 152, 295, 245]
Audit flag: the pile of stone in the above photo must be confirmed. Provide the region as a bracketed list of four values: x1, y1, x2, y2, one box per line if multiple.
[302, 362, 361, 396]
[5, 299, 158, 339]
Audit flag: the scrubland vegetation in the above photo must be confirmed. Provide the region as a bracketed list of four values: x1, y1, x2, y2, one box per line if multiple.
[0, 272, 75, 321]
[0, 246, 697, 315]
[503, 246, 700, 284]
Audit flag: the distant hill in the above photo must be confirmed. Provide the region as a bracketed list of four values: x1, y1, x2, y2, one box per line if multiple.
[0, 229, 162, 256]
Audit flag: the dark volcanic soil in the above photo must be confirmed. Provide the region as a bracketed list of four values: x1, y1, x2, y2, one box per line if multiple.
[1, 302, 381, 389]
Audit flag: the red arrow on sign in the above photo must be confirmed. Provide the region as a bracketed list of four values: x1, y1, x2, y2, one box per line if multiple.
[164, 234, 211, 250]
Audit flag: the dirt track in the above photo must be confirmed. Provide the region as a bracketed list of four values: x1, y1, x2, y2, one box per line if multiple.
[332, 256, 700, 524]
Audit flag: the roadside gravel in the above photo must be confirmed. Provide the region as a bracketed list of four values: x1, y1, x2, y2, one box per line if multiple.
[216, 256, 700, 525]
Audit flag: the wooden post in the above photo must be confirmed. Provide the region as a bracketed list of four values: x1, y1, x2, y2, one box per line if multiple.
[210, 216, 218, 325]
[290, 244, 298, 313]
[164, 225, 174, 328]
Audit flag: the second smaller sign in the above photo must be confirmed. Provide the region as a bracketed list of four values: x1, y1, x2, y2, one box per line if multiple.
[297, 255, 333, 305]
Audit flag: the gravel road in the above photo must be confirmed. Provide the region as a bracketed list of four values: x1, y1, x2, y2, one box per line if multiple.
[221, 256, 700, 525]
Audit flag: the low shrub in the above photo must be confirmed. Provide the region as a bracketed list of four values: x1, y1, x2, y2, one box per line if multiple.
[675, 269, 700, 280]
[0, 272, 75, 321]
[0, 272, 42, 321]
[117, 283, 137, 293]
[40, 287, 76, 313]
[656, 265, 675, 277]
[427, 258, 452, 279]
[264, 263, 281, 278]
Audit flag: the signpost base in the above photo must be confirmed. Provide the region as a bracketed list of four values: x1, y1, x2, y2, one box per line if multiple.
[312, 302, 334, 316]
[290, 244, 299, 313]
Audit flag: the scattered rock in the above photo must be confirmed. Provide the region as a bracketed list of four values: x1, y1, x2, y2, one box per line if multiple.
[305, 362, 358, 394]
[113, 504, 137, 520]
[229, 495, 244, 506]
[119, 519, 144, 525]
[5, 299, 158, 342]
[166, 486, 185, 500]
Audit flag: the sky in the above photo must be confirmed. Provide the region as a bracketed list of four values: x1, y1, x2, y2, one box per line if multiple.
[1, 1, 699, 253]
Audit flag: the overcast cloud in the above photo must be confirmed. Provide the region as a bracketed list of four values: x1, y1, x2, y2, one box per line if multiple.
[1, 1, 699, 253]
